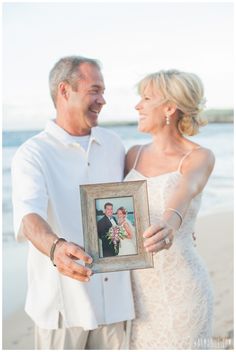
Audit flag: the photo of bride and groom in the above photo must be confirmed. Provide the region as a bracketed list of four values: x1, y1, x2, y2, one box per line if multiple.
[96, 200, 137, 258]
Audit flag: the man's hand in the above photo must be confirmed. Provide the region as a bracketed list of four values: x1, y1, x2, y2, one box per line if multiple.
[53, 241, 93, 282]
[143, 221, 175, 253]
[21, 214, 93, 282]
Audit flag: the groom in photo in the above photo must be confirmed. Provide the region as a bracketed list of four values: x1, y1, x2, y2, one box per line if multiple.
[97, 202, 119, 257]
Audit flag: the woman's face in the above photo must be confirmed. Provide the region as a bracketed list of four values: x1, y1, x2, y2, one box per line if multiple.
[135, 85, 166, 133]
[117, 210, 125, 220]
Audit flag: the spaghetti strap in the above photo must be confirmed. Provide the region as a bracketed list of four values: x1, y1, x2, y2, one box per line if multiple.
[177, 146, 202, 173]
[133, 145, 143, 170]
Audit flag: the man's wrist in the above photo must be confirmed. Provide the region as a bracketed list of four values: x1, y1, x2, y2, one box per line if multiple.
[50, 237, 66, 266]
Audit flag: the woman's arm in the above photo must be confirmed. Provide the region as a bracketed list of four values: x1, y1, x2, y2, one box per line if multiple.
[123, 221, 133, 238]
[164, 148, 215, 227]
[144, 148, 215, 253]
[124, 145, 141, 176]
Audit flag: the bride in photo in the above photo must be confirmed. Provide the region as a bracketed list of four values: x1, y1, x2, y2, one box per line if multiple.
[116, 207, 137, 256]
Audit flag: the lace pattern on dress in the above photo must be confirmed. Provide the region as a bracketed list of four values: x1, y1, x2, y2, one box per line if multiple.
[125, 168, 213, 349]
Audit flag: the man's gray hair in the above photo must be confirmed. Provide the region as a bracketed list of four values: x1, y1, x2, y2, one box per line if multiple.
[49, 56, 101, 107]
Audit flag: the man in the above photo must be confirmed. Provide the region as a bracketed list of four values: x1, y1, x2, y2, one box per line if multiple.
[11, 56, 134, 349]
[97, 202, 119, 257]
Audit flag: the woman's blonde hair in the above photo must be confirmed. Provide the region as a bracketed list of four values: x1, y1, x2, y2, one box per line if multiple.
[137, 69, 207, 136]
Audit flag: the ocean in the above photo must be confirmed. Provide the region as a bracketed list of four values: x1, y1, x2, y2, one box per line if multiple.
[3, 123, 233, 242]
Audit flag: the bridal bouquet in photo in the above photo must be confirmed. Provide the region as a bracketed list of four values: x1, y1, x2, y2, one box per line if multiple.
[106, 225, 128, 254]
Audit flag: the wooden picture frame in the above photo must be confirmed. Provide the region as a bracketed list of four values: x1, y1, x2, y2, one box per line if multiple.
[80, 180, 153, 273]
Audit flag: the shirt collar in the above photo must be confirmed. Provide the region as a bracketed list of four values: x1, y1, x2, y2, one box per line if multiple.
[45, 120, 102, 146]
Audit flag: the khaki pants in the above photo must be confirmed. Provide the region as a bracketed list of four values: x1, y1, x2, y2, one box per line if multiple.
[35, 315, 131, 350]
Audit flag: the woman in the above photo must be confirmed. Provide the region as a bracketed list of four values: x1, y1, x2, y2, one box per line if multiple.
[116, 207, 137, 256]
[125, 69, 215, 349]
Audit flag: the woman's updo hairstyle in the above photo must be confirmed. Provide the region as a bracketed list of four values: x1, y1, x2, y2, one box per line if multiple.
[137, 69, 207, 136]
[117, 207, 127, 216]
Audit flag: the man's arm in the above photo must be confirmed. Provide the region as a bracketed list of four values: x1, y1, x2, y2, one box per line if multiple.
[21, 213, 93, 282]
[12, 147, 93, 282]
[97, 217, 105, 239]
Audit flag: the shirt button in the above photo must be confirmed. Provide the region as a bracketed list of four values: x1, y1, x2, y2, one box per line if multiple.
[104, 277, 108, 282]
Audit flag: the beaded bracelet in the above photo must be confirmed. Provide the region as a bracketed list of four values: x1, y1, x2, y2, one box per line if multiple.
[164, 208, 183, 227]
[50, 237, 66, 266]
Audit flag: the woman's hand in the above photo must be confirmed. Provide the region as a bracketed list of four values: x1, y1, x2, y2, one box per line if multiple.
[143, 220, 175, 253]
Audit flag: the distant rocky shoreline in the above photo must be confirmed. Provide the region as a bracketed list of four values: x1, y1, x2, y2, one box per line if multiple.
[100, 109, 234, 126]
[202, 109, 233, 123]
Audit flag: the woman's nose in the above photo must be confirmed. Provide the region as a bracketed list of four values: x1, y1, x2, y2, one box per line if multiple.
[135, 101, 141, 110]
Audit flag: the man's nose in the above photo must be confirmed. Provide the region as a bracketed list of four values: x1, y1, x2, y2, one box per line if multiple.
[97, 95, 106, 105]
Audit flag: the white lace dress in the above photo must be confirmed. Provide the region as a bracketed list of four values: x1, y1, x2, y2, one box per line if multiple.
[118, 219, 137, 256]
[125, 150, 214, 349]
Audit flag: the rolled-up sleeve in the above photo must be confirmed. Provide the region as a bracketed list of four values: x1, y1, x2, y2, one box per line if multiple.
[11, 145, 48, 241]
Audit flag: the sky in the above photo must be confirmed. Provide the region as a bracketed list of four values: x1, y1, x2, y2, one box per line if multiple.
[2, 1, 234, 130]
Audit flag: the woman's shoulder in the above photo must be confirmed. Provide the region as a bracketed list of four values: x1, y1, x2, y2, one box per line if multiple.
[183, 139, 215, 162]
[124, 145, 141, 174]
[193, 146, 215, 164]
[127, 144, 142, 155]
[182, 145, 215, 174]
[125, 217, 134, 226]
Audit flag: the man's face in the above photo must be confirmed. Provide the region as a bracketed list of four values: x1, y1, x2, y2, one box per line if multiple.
[66, 63, 106, 135]
[104, 205, 113, 218]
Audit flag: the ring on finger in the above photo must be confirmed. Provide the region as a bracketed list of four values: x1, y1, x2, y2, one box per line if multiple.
[162, 236, 171, 245]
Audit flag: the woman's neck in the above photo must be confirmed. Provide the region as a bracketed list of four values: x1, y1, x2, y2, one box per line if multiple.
[150, 128, 186, 153]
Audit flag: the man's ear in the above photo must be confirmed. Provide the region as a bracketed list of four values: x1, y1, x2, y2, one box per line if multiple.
[58, 82, 70, 100]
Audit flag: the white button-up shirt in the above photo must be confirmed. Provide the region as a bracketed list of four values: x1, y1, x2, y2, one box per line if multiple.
[11, 120, 135, 330]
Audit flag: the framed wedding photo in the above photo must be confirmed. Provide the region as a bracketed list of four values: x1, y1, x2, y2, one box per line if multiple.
[80, 180, 153, 273]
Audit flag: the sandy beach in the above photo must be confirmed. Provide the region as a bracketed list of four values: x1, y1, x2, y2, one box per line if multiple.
[195, 210, 234, 349]
[2, 210, 234, 350]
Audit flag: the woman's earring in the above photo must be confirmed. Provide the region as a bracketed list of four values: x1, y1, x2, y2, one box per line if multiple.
[166, 113, 170, 125]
